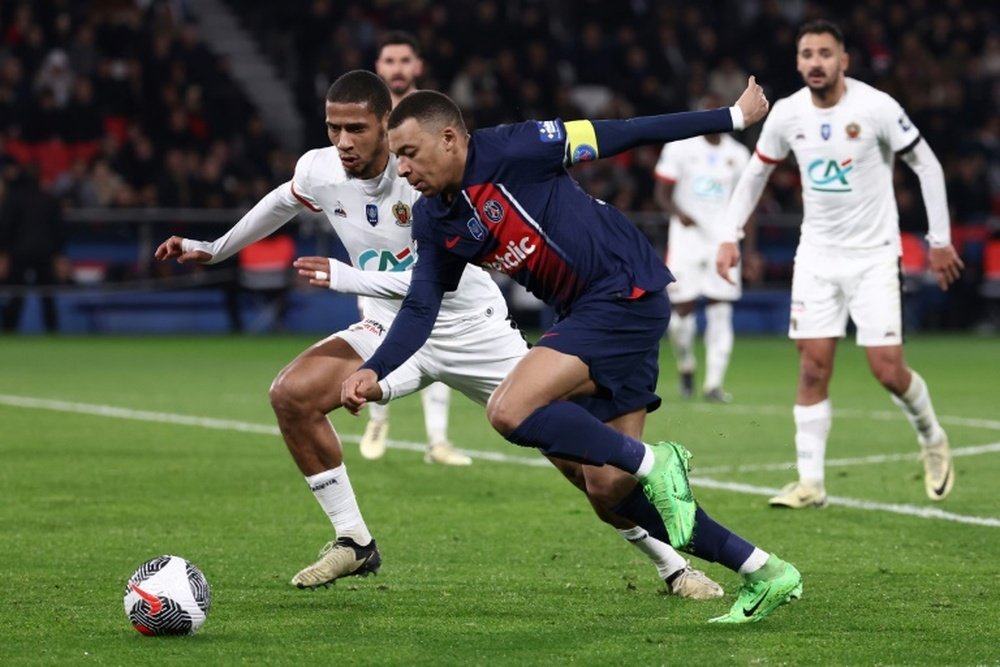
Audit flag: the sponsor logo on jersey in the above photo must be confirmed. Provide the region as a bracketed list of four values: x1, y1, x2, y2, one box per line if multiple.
[846, 122, 861, 139]
[358, 246, 414, 271]
[536, 120, 564, 143]
[365, 204, 379, 226]
[334, 201, 347, 218]
[361, 318, 386, 336]
[898, 114, 912, 132]
[692, 176, 724, 202]
[571, 144, 597, 162]
[482, 198, 505, 223]
[806, 158, 853, 193]
[820, 123, 831, 141]
[467, 217, 487, 241]
[392, 201, 411, 226]
[484, 236, 537, 273]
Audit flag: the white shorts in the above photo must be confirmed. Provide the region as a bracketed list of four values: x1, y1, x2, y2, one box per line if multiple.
[789, 243, 902, 346]
[333, 308, 528, 406]
[666, 242, 741, 304]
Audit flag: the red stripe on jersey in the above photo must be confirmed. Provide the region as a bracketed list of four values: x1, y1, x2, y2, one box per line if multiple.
[290, 182, 322, 212]
[654, 173, 677, 184]
[755, 149, 782, 165]
[465, 182, 582, 303]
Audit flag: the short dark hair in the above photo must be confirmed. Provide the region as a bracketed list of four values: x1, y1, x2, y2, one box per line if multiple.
[796, 20, 844, 47]
[388, 90, 466, 133]
[378, 30, 421, 58]
[325, 70, 392, 119]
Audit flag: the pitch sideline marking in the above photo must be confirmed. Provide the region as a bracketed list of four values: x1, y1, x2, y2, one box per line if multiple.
[2, 393, 997, 528]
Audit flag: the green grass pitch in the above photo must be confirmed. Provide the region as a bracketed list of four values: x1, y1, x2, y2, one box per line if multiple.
[1, 334, 998, 665]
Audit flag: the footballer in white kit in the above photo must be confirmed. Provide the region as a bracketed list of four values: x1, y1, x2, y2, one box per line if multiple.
[288, 148, 527, 403]
[655, 131, 750, 401]
[718, 21, 963, 508]
[656, 134, 750, 304]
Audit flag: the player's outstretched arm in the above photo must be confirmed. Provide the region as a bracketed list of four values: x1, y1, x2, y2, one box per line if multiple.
[154, 235, 213, 264]
[294, 256, 413, 298]
[153, 183, 304, 265]
[567, 76, 768, 164]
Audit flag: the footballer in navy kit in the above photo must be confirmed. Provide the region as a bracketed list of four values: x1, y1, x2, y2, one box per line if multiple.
[343, 84, 806, 624]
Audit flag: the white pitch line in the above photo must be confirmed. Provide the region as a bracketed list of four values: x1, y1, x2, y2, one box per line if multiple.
[695, 442, 1000, 474]
[0, 394, 548, 466]
[1, 393, 996, 527]
[686, 402, 1000, 432]
[689, 477, 1000, 528]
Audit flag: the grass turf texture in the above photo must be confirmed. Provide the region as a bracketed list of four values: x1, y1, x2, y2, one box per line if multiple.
[1, 334, 998, 665]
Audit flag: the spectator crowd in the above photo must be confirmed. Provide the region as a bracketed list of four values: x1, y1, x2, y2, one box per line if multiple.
[1, 0, 998, 328]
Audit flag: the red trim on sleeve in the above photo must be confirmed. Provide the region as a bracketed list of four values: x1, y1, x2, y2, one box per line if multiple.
[654, 173, 677, 184]
[290, 182, 322, 212]
[755, 149, 782, 165]
[627, 286, 646, 300]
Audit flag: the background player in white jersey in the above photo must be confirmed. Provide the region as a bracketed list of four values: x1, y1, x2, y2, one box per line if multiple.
[717, 20, 964, 508]
[654, 94, 753, 403]
[360, 30, 466, 466]
[156, 70, 721, 598]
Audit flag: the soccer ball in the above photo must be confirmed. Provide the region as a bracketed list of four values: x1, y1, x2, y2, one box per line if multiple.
[123, 555, 212, 636]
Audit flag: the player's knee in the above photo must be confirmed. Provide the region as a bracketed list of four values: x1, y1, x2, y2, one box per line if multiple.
[870, 361, 906, 393]
[486, 394, 525, 437]
[269, 369, 321, 420]
[799, 356, 832, 388]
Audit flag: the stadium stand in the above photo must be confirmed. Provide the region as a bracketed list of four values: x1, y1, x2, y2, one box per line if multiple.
[1, 0, 997, 333]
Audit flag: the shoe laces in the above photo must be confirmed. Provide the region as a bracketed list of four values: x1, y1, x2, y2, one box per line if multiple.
[318, 540, 340, 557]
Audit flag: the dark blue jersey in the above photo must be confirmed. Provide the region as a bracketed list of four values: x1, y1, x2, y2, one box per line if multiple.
[363, 108, 735, 379]
[412, 120, 674, 311]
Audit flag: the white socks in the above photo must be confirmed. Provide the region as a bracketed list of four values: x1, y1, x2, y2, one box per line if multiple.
[367, 400, 388, 424]
[794, 399, 833, 484]
[891, 370, 945, 447]
[617, 526, 687, 578]
[305, 465, 372, 545]
[737, 548, 771, 575]
[668, 311, 697, 374]
[704, 302, 733, 391]
[420, 382, 451, 446]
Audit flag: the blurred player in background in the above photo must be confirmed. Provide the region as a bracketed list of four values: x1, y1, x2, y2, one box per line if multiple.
[362, 30, 468, 465]
[158, 70, 721, 599]
[343, 82, 807, 624]
[717, 20, 964, 508]
[654, 93, 755, 402]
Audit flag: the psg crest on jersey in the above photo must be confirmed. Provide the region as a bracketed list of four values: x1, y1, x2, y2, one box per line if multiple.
[482, 199, 505, 223]
[392, 201, 412, 227]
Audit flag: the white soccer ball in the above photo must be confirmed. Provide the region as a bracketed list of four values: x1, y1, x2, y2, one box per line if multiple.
[123, 555, 212, 636]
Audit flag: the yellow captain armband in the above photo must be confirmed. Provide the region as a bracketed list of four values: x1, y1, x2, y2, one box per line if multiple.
[564, 120, 599, 164]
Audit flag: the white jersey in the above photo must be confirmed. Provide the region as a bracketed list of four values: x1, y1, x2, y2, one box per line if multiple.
[654, 135, 750, 251]
[754, 77, 921, 252]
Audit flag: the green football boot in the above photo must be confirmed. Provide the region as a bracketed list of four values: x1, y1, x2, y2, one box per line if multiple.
[638, 441, 696, 549]
[709, 556, 802, 624]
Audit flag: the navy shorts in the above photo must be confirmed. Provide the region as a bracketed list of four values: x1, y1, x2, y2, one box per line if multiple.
[534, 289, 670, 422]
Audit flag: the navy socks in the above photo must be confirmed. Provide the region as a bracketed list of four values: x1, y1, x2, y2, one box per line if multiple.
[507, 401, 646, 473]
